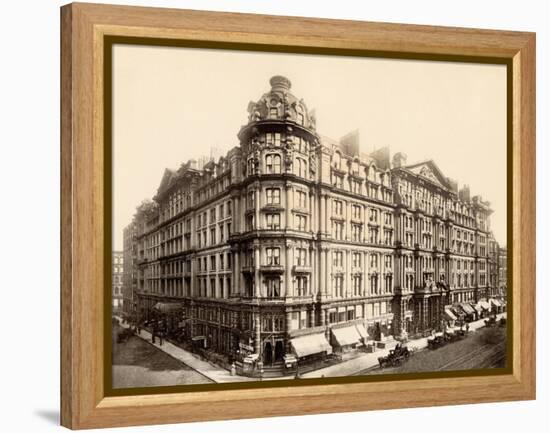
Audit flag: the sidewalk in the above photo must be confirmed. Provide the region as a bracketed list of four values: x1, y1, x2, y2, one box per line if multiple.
[117, 321, 254, 383]
[117, 312, 506, 383]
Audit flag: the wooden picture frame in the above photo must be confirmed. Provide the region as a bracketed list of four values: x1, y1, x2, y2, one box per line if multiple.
[61, 2, 535, 429]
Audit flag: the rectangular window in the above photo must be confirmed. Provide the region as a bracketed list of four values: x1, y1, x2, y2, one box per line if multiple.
[333, 200, 343, 215]
[266, 278, 281, 297]
[295, 248, 307, 267]
[266, 188, 281, 205]
[333, 251, 343, 267]
[266, 247, 280, 265]
[296, 215, 307, 231]
[266, 213, 281, 229]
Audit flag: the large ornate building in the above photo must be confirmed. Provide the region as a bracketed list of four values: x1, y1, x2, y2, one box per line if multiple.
[122, 75, 501, 367]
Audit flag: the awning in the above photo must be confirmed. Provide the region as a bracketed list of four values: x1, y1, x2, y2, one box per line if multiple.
[355, 324, 369, 340]
[478, 301, 491, 310]
[472, 303, 483, 314]
[491, 299, 503, 307]
[459, 303, 476, 315]
[290, 333, 332, 357]
[153, 302, 183, 313]
[444, 308, 457, 321]
[191, 335, 205, 341]
[331, 325, 362, 347]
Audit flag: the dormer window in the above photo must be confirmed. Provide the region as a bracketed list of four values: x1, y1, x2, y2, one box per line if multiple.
[269, 107, 278, 119]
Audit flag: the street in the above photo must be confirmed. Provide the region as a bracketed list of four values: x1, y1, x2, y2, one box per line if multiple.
[356, 326, 506, 376]
[112, 323, 213, 388]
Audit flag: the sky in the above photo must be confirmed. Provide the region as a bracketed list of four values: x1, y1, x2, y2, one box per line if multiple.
[112, 44, 507, 250]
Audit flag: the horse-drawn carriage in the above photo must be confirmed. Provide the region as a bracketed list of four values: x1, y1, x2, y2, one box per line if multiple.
[427, 334, 447, 349]
[116, 327, 134, 343]
[378, 344, 411, 368]
[485, 316, 498, 327]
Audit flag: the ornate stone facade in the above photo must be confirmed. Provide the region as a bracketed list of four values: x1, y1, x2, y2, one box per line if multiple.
[122, 76, 502, 366]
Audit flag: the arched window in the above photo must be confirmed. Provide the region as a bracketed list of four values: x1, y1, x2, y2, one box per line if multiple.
[265, 154, 281, 174]
[295, 157, 307, 178]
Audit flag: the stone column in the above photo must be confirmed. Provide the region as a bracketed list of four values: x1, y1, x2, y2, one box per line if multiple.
[320, 247, 327, 297]
[255, 188, 260, 230]
[344, 250, 350, 298]
[254, 311, 261, 355]
[285, 183, 292, 229]
[285, 241, 293, 298]
[345, 201, 351, 240]
[310, 246, 315, 296]
[254, 245, 260, 297]
[320, 193, 326, 234]
[233, 248, 240, 296]
[363, 252, 368, 296]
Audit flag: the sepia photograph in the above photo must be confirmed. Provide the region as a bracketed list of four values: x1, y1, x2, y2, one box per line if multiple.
[110, 44, 508, 389]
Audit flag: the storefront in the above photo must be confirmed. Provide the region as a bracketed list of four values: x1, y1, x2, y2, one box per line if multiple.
[330, 324, 362, 352]
[290, 333, 332, 360]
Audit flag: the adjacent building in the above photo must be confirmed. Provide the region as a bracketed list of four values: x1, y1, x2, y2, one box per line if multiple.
[121, 75, 503, 368]
[498, 247, 508, 299]
[112, 251, 124, 312]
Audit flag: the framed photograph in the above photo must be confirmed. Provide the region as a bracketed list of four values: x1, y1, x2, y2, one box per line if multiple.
[61, 3, 535, 429]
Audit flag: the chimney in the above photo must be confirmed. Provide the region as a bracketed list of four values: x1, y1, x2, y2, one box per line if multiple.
[392, 152, 407, 168]
[459, 185, 471, 201]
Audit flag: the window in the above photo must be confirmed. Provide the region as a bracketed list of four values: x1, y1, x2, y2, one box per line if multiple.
[296, 215, 307, 231]
[333, 174, 343, 188]
[295, 157, 307, 177]
[266, 188, 281, 205]
[369, 227, 379, 244]
[384, 255, 393, 270]
[247, 191, 255, 209]
[353, 276, 362, 296]
[210, 228, 216, 245]
[266, 213, 280, 229]
[352, 204, 361, 220]
[269, 107, 278, 119]
[333, 251, 343, 267]
[266, 247, 280, 265]
[295, 248, 307, 266]
[210, 256, 216, 271]
[296, 276, 308, 296]
[266, 278, 281, 297]
[333, 200, 343, 216]
[333, 221, 344, 240]
[219, 254, 224, 270]
[296, 190, 307, 208]
[265, 154, 281, 174]
[369, 208, 379, 223]
[352, 252, 361, 268]
[351, 224, 362, 242]
[370, 253, 379, 268]
[334, 275, 344, 297]
[227, 200, 232, 215]
[246, 214, 255, 231]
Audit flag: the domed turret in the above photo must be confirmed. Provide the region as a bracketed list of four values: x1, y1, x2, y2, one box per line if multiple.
[238, 76, 319, 179]
[242, 75, 317, 132]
